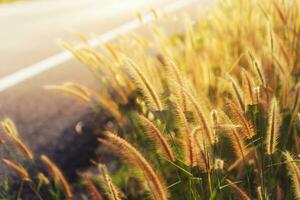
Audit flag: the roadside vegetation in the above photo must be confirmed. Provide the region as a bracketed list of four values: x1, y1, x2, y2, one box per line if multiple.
[1, 0, 300, 199]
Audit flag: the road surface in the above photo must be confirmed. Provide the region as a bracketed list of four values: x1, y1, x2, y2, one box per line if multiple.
[0, 0, 214, 176]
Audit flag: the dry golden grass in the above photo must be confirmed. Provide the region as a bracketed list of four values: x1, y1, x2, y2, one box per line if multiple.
[1, 0, 300, 199]
[40, 155, 73, 199]
[2, 159, 30, 181]
[98, 132, 169, 200]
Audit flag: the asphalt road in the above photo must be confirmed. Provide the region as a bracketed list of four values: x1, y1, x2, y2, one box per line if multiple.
[0, 0, 214, 169]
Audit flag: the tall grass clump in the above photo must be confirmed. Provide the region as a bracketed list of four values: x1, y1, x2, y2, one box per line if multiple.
[1, 0, 300, 199]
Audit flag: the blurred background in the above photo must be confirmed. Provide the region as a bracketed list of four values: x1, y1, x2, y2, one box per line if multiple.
[0, 0, 167, 153]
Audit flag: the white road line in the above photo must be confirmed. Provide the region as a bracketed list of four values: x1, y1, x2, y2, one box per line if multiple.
[0, 0, 197, 92]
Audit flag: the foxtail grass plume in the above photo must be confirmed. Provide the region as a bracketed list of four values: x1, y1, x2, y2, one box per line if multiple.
[248, 51, 266, 87]
[166, 56, 187, 112]
[10, 136, 34, 160]
[229, 126, 248, 160]
[84, 178, 104, 200]
[266, 98, 281, 155]
[192, 127, 211, 172]
[124, 56, 163, 111]
[37, 172, 50, 186]
[98, 164, 123, 200]
[179, 85, 215, 145]
[2, 159, 30, 181]
[284, 151, 300, 199]
[257, 186, 264, 200]
[98, 132, 169, 200]
[241, 68, 256, 105]
[174, 97, 195, 166]
[225, 179, 251, 200]
[1, 119, 33, 160]
[62, 42, 103, 70]
[45, 84, 90, 103]
[138, 114, 175, 161]
[219, 112, 248, 160]
[46, 83, 123, 122]
[210, 110, 218, 143]
[88, 88, 124, 122]
[214, 158, 224, 171]
[225, 99, 255, 139]
[228, 75, 245, 111]
[1, 118, 18, 137]
[41, 155, 73, 199]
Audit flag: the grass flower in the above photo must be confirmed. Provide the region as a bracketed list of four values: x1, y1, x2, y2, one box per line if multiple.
[40, 155, 73, 199]
[98, 132, 169, 200]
